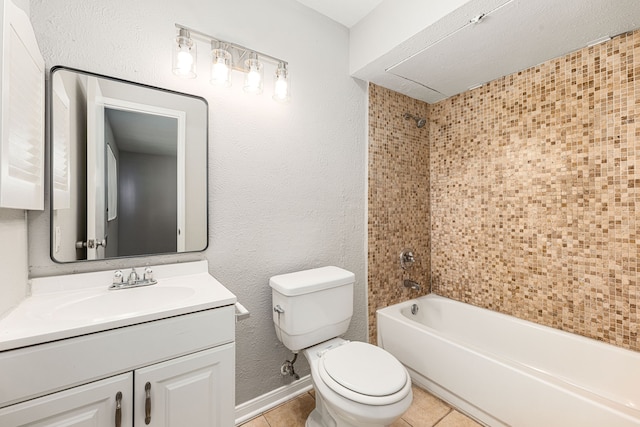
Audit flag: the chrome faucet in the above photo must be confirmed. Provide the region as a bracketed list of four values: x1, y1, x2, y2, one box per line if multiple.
[404, 279, 421, 292]
[128, 268, 139, 285]
[110, 267, 157, 290]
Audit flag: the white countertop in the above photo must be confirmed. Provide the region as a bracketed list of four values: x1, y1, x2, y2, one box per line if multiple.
[0, 261, 236, 352]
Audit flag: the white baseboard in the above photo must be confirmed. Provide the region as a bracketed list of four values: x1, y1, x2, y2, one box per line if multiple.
[235, 375, 313, 425]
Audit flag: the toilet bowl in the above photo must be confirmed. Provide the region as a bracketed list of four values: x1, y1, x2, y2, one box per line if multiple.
[270, 266, 413, 426]
[303, 338, 413, 427]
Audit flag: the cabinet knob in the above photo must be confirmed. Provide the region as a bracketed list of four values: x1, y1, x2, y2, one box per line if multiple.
[115, 391, 122, 427]
[145, 382, 152, 424]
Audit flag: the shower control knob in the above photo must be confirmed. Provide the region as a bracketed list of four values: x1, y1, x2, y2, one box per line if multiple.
[400, 249, 416, 270]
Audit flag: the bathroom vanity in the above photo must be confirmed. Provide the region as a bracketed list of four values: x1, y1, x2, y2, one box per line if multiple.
[0, 261, 237, 426]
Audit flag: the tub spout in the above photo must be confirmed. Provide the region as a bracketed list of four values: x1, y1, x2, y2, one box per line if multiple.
[404, 279, 421, 292]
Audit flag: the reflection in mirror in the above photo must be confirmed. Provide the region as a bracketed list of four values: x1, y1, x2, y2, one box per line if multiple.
[50, 67, 208, 262]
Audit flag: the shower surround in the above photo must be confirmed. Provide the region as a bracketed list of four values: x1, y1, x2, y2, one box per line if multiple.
[368, 85, 430, 344]
[368, 29, 639, 351]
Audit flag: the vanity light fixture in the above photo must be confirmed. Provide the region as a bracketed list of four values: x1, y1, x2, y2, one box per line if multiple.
[172, 28, 197, 78]
[173, 24, 290, 102]
[243, 52, 264, 94]
[273, 62, 290, 102]
[210, 41, 232, 87]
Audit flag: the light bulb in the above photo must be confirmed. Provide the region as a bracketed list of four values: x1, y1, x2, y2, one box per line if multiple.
[210, 45, 232, 87]
[176, 50, 194, 74]
[172, 28, 197, 78]
[243, 53, 263, 94]
[246, 68, 261, 89]
[212, 61, 229, 81]
[273, 62, 290, 102]
[274, 78, 288, 99]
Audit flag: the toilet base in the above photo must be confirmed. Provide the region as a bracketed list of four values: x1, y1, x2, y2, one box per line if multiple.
[305, 403, 398, 427]
[305, 408, 329, 427]
[306, 380, 400, 427]
[306, 387, 337, 427]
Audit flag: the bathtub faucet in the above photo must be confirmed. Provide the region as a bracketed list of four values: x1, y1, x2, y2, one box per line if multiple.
[403, 279, 421, 292]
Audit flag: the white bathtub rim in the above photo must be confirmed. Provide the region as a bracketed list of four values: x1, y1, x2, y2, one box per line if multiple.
[379, 295, 640, 405]
[385, 294, 638, 361]
[380, 307, 640, 423]
[377, 295, 640, 419]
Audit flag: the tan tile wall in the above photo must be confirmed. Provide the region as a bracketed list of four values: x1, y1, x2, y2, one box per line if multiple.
[369, 30, 639, 351]
[368, 84, 431, 343]
[429, 30, 639, 351]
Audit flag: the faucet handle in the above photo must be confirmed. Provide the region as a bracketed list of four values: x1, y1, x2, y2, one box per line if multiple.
[113, 270, 123, 285]
[400, 249, 417, 270]
[144, 267, 153, 281]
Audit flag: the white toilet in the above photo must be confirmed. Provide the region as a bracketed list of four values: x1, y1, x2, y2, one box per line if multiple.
[270, 266, 412, 427]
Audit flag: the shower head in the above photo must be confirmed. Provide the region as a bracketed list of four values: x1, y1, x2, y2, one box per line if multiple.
[403, 113, 426, 128]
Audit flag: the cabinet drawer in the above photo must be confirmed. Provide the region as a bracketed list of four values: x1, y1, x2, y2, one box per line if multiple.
[0, 306, 234, 408]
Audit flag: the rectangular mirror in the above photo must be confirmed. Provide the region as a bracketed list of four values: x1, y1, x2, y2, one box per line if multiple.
[49, 66, 208, 262]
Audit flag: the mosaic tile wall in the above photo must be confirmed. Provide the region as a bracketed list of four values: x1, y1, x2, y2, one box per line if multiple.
[368, 84, 430, 343]
[429, 30, 639, 351]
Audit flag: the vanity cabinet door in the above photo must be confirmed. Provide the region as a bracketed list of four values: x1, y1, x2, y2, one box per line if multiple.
[134, 343, 234, 427]
[0, 0, 45, 210]
[0, 372, 132, 427]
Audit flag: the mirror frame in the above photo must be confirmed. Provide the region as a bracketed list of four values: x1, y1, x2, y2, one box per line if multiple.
[48, 66, 209, 263]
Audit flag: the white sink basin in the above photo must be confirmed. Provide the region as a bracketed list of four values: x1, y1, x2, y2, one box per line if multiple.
[0, 261, 237, 351]
[45, 286, 197, 321]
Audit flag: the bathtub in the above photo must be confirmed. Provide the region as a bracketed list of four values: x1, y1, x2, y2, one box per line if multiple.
[377, 294, 640, 427]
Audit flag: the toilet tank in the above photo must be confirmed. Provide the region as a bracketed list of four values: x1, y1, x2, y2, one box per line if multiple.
[270, 266, 354, 352]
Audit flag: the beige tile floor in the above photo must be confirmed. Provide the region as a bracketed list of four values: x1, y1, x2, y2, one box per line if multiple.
[240, 385, 482, 427]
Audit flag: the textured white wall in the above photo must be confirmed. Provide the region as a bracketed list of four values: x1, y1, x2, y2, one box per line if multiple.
[0, 209, 28, 317]
[0, 0, 30, 318]
[27, 0, 366, 405]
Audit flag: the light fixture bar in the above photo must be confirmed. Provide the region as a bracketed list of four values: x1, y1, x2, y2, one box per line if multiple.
[173, 23, 291, 102]
[175, 23, 287, 71]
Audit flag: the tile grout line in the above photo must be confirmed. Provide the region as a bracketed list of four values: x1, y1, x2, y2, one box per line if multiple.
[432, 408, 454, 427]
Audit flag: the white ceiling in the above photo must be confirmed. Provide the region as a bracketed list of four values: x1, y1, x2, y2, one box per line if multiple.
[384, 0, 640, 103]
[105, 109, 177, 157]
[297, 0, 640, 104]
[293, 0, 382, 28]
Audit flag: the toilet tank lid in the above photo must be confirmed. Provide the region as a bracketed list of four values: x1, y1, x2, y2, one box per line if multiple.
[269, 266, 355, 296]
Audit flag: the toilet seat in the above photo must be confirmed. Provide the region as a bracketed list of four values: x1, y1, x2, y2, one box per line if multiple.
[318, 341, 411, 406]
